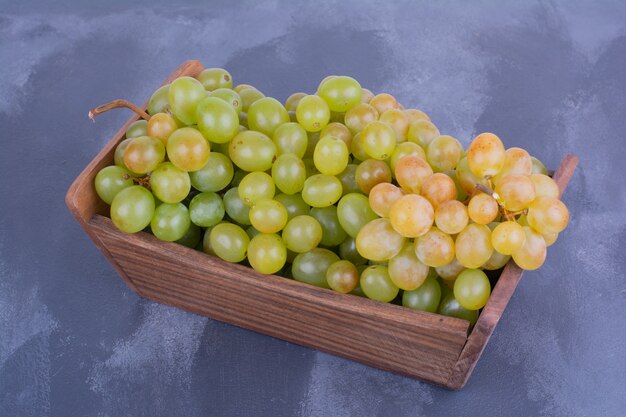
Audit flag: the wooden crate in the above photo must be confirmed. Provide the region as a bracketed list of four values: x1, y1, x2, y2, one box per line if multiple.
[66, 60, 579, 389]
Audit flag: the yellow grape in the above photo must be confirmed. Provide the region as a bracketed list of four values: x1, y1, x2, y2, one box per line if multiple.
[414, 227, 455, 267]
[468, 193, 499, 224]
[368, 183, 404, 218]
[166, 127, 211, 172]
[495, 174, 536, 211]
[390, 142, 426, 174]
[350, 132, 369, 161]
[284, 92, 306, 111]
[361, 88, 375, 103]
[455, 223, 494, 268]
[379, 109, 410, 141]
[356, 218, 405, 261]
[543, 231, 558, 246]
[320, 122, 352, 148]
[406, 119, 440, 148]
[388, 242, 430, 290]
[420, 173, 457, 209]
[527, 197, 569, 234]
[394, 155, 433, 193]
[493, 147, 532, 184]
[389, 194, 434, 238]
[344, 103, 378, 134]
[435, 257, 465, 281]
[123, 136, 165, 174]
[456, 156, 489, 196]
[435, 200, 469, 235]
[512, 226, 547, 270]
[404, 108, 431, 123]
[467, 132, 505, 178]
[482, 250, 511, 270]
[530, 174, 560, 199]
[369, 93, 399, 114]
[147, 112, 178, 145]
[491, 221, 526, 255]
[360, 121, 397, 160]
[426, 135, 463, 172]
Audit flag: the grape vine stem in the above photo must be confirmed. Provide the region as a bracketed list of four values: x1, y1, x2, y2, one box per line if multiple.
[88, 99, 151, 122]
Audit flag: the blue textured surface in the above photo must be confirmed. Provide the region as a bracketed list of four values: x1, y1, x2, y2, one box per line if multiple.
[1, 1, 625, 416]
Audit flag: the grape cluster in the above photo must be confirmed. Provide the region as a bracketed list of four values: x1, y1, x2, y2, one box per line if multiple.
[93, 67, 569, 325]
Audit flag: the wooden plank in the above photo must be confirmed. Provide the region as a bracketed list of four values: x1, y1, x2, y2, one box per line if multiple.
[445, 154, 579, 389]
[89, 214, 470, 386]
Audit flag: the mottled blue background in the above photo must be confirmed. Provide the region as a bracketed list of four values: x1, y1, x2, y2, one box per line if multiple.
[1, 1, 625, 416]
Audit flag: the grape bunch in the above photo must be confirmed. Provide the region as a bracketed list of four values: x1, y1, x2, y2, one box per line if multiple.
[92, 66, 569, 325]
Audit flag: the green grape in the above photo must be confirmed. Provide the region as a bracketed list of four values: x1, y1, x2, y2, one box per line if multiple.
[437, 294, 478, 325]
[247, 233, 287, 274]
[233, 84, 254, 93]
[126, 119, 148, 138]
[147, 84, 170, 115]
[512, 226, 547, 270]
[238, 172, 275, 206]
[296, 95, 330, 132]
[272, 122, 308, 158]
[406, 119, 440, 148]
[360, 265, 399, 302]
[527, 197, 569, 234]
[272, 154, 306, 194]
[229, 130, 277, 172]
[240, 88, 265, 113]
[336, 193, 378, 238]
[454, 269, 491, 310]
[318, 76, 362, 112]
[189, 192, 225, 227]
[467, 132, 505, 178]
[150, 162, 191, 204]
[531, 156, 549, 175]
[285, 92, 306, 111]
[360, 121, 396, 160]
[123, 136, 165, 174]
[304, 131, 321, 159]
[339, 236, 367, 266]
[210, 222, 250, 263]
[302, 174, 343, 207]
[223, 187, 251, 225]
[166, 127, 210, 172]
[310, 206, 348, 247]
[249, 199, 288, 233]
[282, 215, 323, 253]
[197, 68, 232, 91]
[202, 225, 216, 255]
[151, 202, 191, 242]
[390, 142, 426, 175]
[320, 122, 352, 147]
[246, 225, 262, 239]
[189, 152, 234, 192]
[336, 164, 361, 195]
[168, 76, 207, 125]
[274, 193, 310, 220]
[356, 218, 405, 261]
[230, 169, 247, 187]
[110, 185, 155, 233]
[210, 88, 242, 114]
[350, 132, 368, 162]
[95, 165, 134, 205]
[288, 111, 297, 123]
[248, 97, 290, 136]
[302, 158, 320, 177]
[292, 248, 340, 288]
[455, 223, 494, 269]
[239, 112, 249, 128]
[114, 138, 136, 173]
[313, 136, 349, 175]
[355, 159, 391, 194]
[388, 242, 429, 290]
[402, 276, 441, 312]
[379, 109, 409, 141]
[426, 135, 463, 172]
[196, 96, 239, 144]
[176, 223, 201, 248]
[344, 103, 378, 134]
[326, 260, 359, 293]
[147, 113, 178, 146]
[482, 250, 511, 270]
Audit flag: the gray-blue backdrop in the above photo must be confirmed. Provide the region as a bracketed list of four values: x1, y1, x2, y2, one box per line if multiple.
[1, 1, 625, 416]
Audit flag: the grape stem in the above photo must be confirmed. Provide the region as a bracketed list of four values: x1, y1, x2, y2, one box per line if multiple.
[88, 99, 151, 122]
[133, 175, 151, 190]
[474, 183, 520, 221]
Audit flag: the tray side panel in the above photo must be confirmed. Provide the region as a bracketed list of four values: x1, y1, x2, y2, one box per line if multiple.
[89, 215, 470, 386]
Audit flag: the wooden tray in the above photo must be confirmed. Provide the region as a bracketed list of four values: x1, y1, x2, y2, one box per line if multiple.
[66, 60, 579, 389]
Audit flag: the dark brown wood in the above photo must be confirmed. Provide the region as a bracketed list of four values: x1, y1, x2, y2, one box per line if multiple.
[65, 60, 580, 389]
[445, 154, 579, 389]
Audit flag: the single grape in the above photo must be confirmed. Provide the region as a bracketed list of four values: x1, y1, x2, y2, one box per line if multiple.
[435, 200, 469, 235]
[320, 122, 352, 147]
[189, 192, 225, 227]
[369, 93, 399, 115]
[455, 223, 494, 269]
[435, 257, 465, 281]
[495, 174, 536, 211]
[406, 120, 440, 148]
[285, 92, 306, 111]
[390, 142, 426, 174]
[512, 226, 547, 270]
[426, 135, 463, 172]
[271, 153, 306, 195]
[491, 221, 526, 255]
[110, 186, 155, 233]
[313, 136, 349, 175]
[414, 227, 455, 267]
[326, 260, 359, 293]
[360, 121, 396, 160]
[492, 147, 532, 184]
[420, 173, 457, 209]
[168, 76, 206, 125]
[240, 88, 265, 113]
[438, 294, 478, 325]
[356, 218, 405, 261]
[126, 119, 148, 138]
[530, 174, 560, 199]
[249, 199, 288, 233]
[210, 222, 250, 263]
[248, 97, 290, 136]
[360, 88, 374, 103]
[310, 206, 348, 247]
[468, 193, 499, 224]
[527, 197, 569, 234]
[281, 215, 323, 253]
[389, 194, 434, 238]
[379, 109, 410, 142]
[292, 248, 340, 288]
[344, 103, 378, 134]
[166, 127, 210, 172]
[272, 122, 308, 158]
[274, 193, 310, 220]
[467, 132, 506, 178]
[402, 276, 441, 312]
[350, 132, 369, 162]
[223, 187, 251, 225]
[247, 233, 287, 274]
[197, 68, 232, 91]
[336, 164, 361, 195]
[147, 84, 170, 115]
[388, 242, 430, 290]
[404, 108, 431, 124]
[189, 152, 234, 192]
[238, 171, 275, 206]
[229, 130, 277, 172]
[453, 269, 491, 310]
[151, 202, 191, 242]
[233, 84, 255, 93]
[295, 94, 330, 132]
[531, 156, 549, 175]
[146, 113, 178, 146]
[482, 250, 511, 270]
[394, 155, 433, 194]
[150, 162, 191, 203]
[196, 96, 239, 144]
[360, 265, 399, 302]
[123, 136, 165, 174]
[302, 174, 343, 207]
[336, 193, 378, 238]
[317, 76, 362, 112]
[368, 183, 404, 218]
[210, 88, 242, 114]
[355, 159, 392, 194]
[95, 165, 134, 205]
[339, 236, 367, 266]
